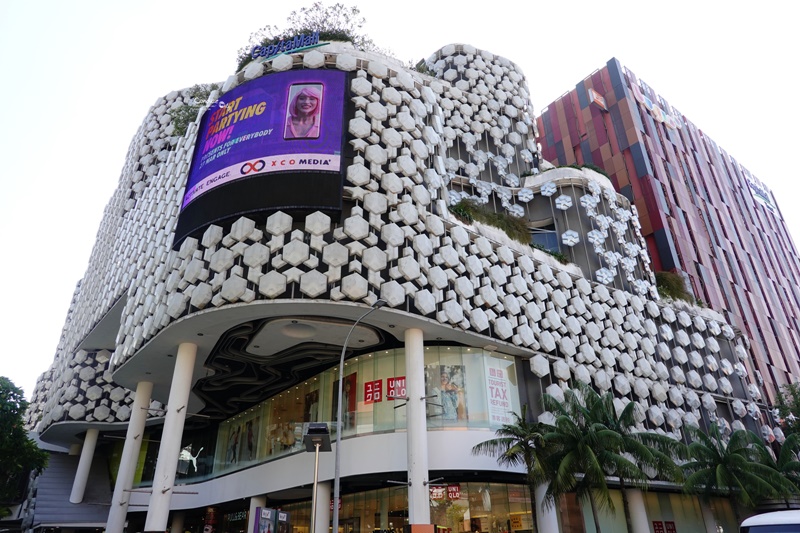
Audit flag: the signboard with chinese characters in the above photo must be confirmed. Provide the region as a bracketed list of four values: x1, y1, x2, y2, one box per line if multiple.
[365, 380, 382, 404]
[430, 486, 447, 500]
[485, 363, 511, 425]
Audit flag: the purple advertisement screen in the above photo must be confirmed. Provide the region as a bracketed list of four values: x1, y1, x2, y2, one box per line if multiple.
[182, 69, 346, 209]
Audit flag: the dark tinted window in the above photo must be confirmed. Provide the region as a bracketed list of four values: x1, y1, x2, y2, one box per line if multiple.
[742, 525, 800, 533]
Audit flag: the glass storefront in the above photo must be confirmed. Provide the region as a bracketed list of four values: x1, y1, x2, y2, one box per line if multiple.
[210, 346, 521, 477]
[281, 483, 532, 533]
[128, 346, 521, 487]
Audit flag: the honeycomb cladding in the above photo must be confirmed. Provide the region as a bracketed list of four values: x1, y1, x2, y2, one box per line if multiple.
[23, 89, 202, 429]
[26, 43, 777, 444]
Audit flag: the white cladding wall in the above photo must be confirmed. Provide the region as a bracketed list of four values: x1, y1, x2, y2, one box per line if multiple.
[26, 43, 777, 447]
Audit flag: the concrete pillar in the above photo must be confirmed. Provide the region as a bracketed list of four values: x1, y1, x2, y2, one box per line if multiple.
[248, 496, 266, 533]
[626, 488, 650, 533]
[170, 511, 185, 533]
[106, 380, 154, 533]
[314, 481, 332, 533]
[534, 484, 559, 533]
[69, 428, 99, 503]
[379, 493, 389, 531]
[700, 499, 717, 533]
[144, 343, 198, 532]
[404, 328, 430, 524]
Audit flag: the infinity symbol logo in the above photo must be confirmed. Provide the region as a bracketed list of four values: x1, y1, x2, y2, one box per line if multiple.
[240, 160, 266, 174]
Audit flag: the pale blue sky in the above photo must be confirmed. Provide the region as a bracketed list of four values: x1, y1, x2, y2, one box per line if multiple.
[1, 0, 796, 398]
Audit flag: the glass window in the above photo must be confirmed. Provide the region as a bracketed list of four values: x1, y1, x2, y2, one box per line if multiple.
[529, 225, 560, 253]
[281, 483, 530, 533]
[206, 346, 520, 478]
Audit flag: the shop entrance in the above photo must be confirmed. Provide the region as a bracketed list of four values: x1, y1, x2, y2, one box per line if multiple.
[335, 517, 361, 533]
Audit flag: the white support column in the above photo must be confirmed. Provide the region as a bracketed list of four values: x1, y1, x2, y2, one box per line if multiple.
[248, 496, 266, 533]
[534, 484, 559, 533]
[700, 499, 717, 533]
[404, 328, 430, 524]
[107, 380, 154, 533]
[170, 511, 185, 533]
[626, 488, 650, 533]
[69, 428, 99, 503]
[144, 343, 198, 532]
[314, 481, 331, 533]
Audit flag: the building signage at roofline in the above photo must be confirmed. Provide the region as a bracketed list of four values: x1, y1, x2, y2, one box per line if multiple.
[745, 173, 775, 212]
[251, 31, 323, 60]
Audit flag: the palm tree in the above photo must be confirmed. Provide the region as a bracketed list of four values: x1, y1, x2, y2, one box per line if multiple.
[583, 387, 685, 533]
[773, 433, 800, 498]
[683, 423, 797, 523]
[540, 386, 685, 533]
[471, 405, 551, 533]
[541, 387, 631, 533]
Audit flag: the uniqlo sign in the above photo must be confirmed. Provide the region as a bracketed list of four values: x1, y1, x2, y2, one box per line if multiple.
[447, 484, 461, 499]
[429, 486, 446, 500]
[388, 377, 406, 398]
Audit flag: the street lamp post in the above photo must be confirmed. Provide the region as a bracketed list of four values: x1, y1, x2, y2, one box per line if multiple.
[303, 423, 331, 533]
[332, 300, 386, 533]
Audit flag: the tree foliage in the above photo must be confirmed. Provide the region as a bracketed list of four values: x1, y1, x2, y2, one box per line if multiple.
[655, 271, 694, 303]
[682, 423, 797, 522]
[540, 386, 685, 533]
[236, 3, 390, 71]
[168, 83, 219, 137]
[471, 405, 548, 483]
[448, 199, 531, 245]
[775, 383, 800, 437]
[763, 432, 800, 507]
[572, 387, 685, 533]
[471, 405, 550, 533]
[0, 377, 48, 516]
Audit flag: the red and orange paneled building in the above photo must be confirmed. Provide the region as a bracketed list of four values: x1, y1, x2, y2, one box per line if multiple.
[537, 58, 800, 401]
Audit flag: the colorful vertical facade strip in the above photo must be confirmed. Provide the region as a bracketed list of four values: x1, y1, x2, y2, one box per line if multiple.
[537, 58, 800, 401]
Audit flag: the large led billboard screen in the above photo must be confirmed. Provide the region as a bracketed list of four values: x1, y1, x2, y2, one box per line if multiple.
[174, 69, 348, 247]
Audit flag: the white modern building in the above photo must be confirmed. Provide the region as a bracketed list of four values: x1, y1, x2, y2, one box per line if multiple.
[20, 40, 770, 533]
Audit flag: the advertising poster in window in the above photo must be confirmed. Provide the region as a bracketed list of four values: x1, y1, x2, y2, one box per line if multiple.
[181, 69, 346, 208]
[484, 361, 512, 425]
[304, 390, 320, 422]
[224, 422, 243, 465]
[426, 364, 467, 421]
[277, 511, 291, 533]
[220, 412, 261, 466]
[257, 508, 276, 533]
[241, 414, 260, 462]
[332, 372, 358, 430]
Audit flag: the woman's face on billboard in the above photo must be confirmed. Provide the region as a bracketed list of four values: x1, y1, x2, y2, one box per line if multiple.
[296, 93, 318, 115]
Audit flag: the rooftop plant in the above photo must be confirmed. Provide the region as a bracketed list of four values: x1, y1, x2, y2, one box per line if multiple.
[168, 84, 219, 137]
[655, 271, 693, 303]
[235, 3, 391, 71]
[448, 199, 530, 244]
